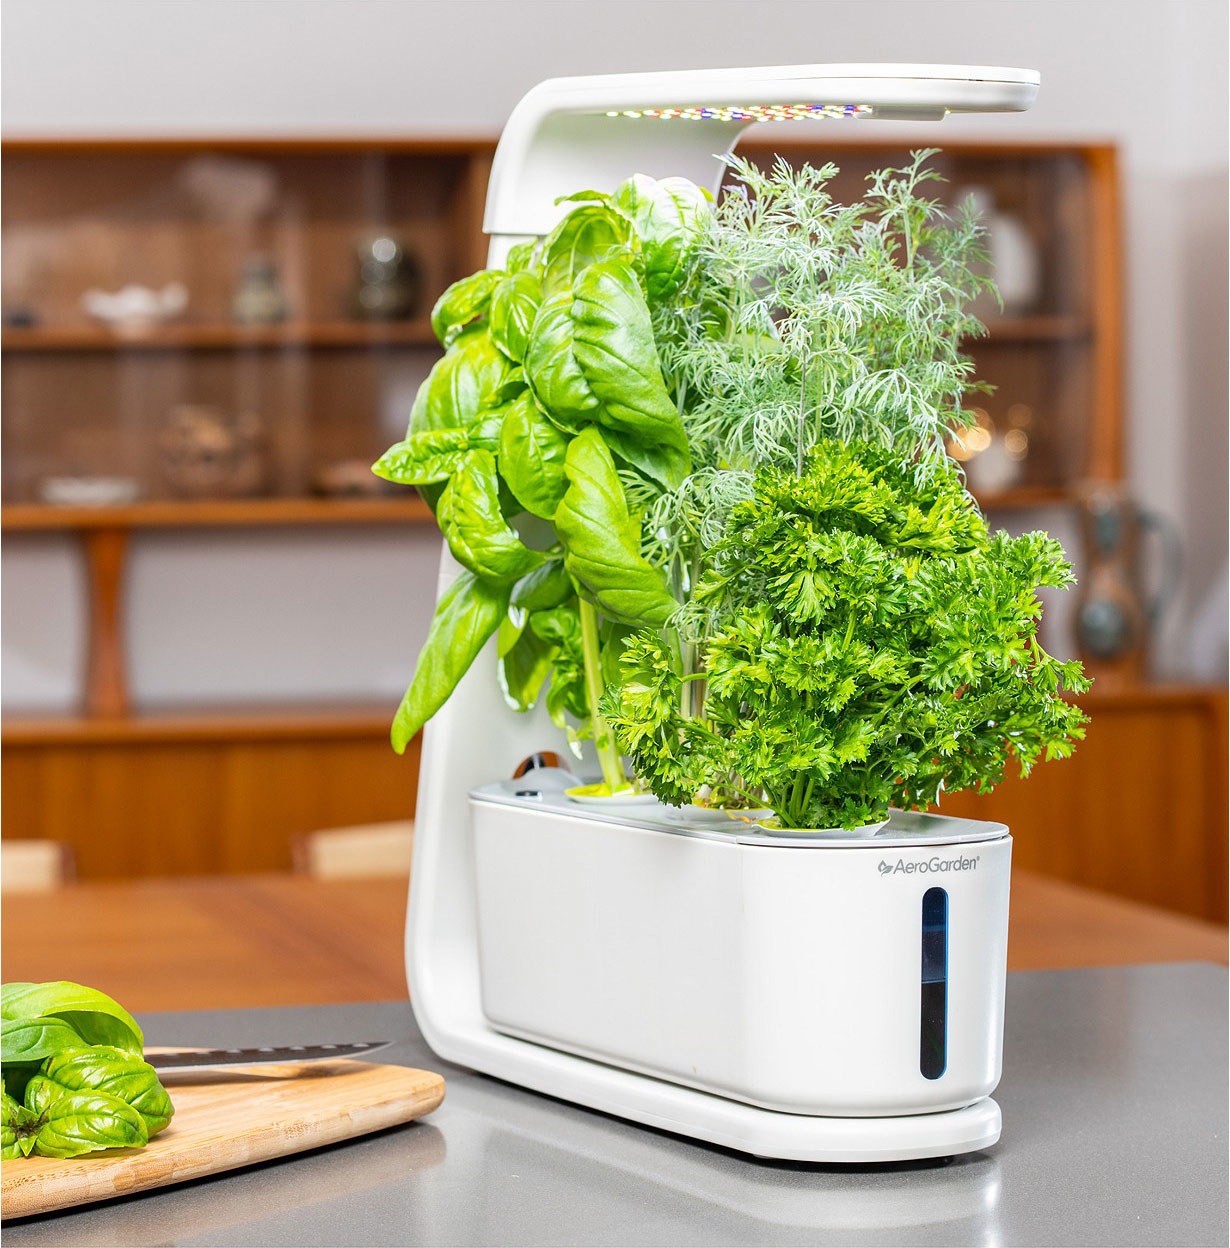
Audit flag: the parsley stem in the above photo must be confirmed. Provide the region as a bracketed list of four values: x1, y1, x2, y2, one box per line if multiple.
[867, 675, 924, 733]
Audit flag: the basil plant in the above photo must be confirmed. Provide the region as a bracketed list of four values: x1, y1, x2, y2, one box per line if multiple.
[375, 175, 711, 793]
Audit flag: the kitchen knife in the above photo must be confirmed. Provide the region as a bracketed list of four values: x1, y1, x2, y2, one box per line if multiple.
[146, 1041, 392, 1071]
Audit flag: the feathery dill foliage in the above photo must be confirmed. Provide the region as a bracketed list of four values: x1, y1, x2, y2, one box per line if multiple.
[640, 150, 994, 591]
[605, 441, 1090, 831]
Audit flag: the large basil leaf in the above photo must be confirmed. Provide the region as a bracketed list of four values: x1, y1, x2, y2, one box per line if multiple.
[571, 259, 690, 491]
[1, 1015, 93, 1066]
[408, 332, 511, 436]
[524, 293, 600, 431]
[496, 608, 525, 659]
[530, 606, 588, 726]
[504, 240, 538, 274]
[2, 1081, 36, 1159]
[488, 271, 542, 364]
[612, 174, 710, 302]
[24, 1080, 148, 1158]
[554, 429, 678, 627]
[38, 1047, 174, 1137]
[511, 559, 574, 612]
[437, 450, 544, 584]
[1, 981, 143, 1056]
[470, 407, 508, 452]
[499, 392, 570, 519]
[391, 571, 509, 753]
[373, 429, 472, 486]
[528, 603, 582, 649]
[499, 624, 557, 713]
[555, 190, 611, 206]
[492, 367, 528, 406]
[542, 202, 633, 296]
[430, 269, 500, 348]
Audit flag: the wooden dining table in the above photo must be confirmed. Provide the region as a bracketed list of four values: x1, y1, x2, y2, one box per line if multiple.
[2, 868, 1225, 1012]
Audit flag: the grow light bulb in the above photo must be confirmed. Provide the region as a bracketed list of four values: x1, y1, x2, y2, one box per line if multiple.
[485, 63, 1040, 242]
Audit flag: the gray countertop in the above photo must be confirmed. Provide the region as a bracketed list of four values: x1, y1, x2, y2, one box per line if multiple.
[5, 964, 1226, 1247]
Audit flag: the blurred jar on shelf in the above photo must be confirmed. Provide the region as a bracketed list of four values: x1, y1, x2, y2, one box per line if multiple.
[158, 404, 267, 499]
[959, 185, 1042, 320]
[232, 256, 289, 325]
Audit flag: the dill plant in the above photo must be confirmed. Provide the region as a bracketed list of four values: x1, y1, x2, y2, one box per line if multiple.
[641, 149, 994, 594]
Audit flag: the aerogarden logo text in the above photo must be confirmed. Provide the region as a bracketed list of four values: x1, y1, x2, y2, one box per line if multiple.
[878, 854, 981, 877]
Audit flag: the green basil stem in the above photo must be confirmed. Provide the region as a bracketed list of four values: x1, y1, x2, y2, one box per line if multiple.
[578, 598, 626, 793]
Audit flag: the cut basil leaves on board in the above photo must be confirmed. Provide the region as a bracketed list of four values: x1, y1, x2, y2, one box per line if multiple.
[1, 980, 175, 1160]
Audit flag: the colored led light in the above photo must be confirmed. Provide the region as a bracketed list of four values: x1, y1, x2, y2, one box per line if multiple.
[603, 102, 874, 122]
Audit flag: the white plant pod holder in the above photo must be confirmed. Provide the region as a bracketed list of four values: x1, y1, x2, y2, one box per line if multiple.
[471, 780, 1011, 1118]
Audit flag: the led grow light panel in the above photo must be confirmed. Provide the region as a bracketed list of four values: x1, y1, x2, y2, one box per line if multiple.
[606, 104, 875, 122]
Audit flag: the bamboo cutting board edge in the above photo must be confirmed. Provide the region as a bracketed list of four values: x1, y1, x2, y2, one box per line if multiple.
[1, 1060, 445, 1220]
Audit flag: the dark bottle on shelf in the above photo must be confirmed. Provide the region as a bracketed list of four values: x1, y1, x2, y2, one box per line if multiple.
[351, 235, 421, 321]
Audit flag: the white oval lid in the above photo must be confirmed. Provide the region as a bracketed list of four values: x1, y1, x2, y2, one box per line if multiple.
[471, 777, 1008, 849]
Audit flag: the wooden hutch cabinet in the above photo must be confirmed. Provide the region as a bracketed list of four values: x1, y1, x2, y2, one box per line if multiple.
[1, 136, 1223, 922]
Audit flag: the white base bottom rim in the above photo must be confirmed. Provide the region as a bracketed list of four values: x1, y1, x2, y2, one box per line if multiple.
[433, 1018, 1002, 1163]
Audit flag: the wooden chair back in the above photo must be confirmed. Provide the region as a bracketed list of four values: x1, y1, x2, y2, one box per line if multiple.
[292, 820, 414, 880]
[2, 839, 75, 892]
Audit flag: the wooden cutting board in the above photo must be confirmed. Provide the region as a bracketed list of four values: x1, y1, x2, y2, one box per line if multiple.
[1, 1057, 445, 1219]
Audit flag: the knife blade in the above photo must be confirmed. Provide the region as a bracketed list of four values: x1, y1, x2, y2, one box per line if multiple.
[146, 1041, 392, 1071]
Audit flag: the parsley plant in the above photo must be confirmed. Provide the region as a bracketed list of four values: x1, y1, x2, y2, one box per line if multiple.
[605, 440, 1090, 830]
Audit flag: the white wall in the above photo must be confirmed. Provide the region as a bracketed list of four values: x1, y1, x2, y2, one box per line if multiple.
[3, 0, 1226, 708]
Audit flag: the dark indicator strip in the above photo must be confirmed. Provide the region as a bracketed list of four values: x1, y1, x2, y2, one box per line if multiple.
[920, 886, 948, 1079]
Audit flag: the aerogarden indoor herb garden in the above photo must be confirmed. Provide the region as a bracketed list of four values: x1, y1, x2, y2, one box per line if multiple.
[383, 64, 1092, 1163]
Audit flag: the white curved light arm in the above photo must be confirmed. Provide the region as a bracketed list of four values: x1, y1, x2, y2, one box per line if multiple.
[484, 62, 1040, 240]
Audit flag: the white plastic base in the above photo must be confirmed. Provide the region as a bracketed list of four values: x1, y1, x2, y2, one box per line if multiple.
[433, 1012, 1001, 1163]
[472, 793, 1010, 1120]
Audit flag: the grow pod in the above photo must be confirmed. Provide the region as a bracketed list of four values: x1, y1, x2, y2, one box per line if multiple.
[407, 63, 1039, 1163]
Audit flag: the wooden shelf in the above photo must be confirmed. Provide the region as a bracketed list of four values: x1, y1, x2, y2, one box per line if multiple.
[5, 685, 1215, 750]
[0, 487, 1073, 530]
[972, 485, 1075, 510]
[1, 135, 495, 156]
[1, 701, 396, 746]
[972, 316, 1092, 344]
[1, 496, 435, 531]
[1, 316, 1089, 355]
[1, 321, 441, 352]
